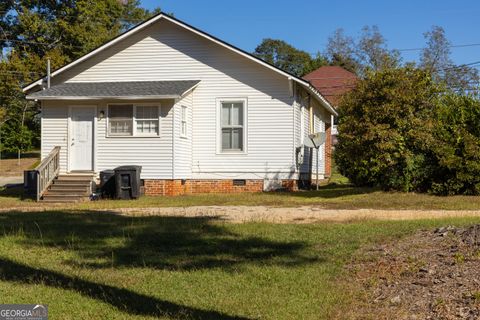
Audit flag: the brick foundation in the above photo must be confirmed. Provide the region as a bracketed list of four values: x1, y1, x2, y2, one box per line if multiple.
[324, 124, 332, 178]
[143, 179, 299, 196]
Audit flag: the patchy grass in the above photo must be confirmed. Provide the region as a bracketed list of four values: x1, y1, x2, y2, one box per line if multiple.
[0, 212, 479, 319]
[0, 151, 40, 176]
[3, 183, 480, 211]
[79, 187, 480, 210]
[2, 162, 480, 210]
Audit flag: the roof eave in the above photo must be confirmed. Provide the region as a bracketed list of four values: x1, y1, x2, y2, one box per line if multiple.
[302, 83, 338, 117]
[26, 95, 181, 100]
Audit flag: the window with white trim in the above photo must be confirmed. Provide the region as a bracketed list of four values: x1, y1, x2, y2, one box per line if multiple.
[220, 101, 245, 152]
[136, 105, 159, 135]
[108, 104, 133, 136]
[181, 105, 187, 137]
[108, 104, 160, 137]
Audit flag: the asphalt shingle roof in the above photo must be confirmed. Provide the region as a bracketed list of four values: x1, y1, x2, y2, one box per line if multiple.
[27, 80, 200, 99]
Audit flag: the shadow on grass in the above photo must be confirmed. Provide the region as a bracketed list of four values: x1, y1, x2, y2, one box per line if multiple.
[0, 186, 31, 200]
[0, 211, 318, 317]
[0, 211, 317, 270]
[0, 257, 250, 320]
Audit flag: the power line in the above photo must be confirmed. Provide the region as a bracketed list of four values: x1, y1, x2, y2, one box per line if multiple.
[437, 60, 480, 71]
[304, 77, 357, 80]
[0, 11, 146, 21]
[308, 42, 480, 58]
[0, 70, 42, 75]
[397, 43, 480, 52]
[0, 39, 87, 49]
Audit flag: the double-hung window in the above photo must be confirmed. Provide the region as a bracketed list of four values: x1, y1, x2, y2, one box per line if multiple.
[181, 105, 187, 137]
[108, 104, 133, 136]
[136, 106, 159, 135]
[219, 100, 246, 152]
[108, 104, 160, 137]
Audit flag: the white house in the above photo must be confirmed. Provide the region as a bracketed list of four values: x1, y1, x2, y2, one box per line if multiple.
[23, 13, 336, 199]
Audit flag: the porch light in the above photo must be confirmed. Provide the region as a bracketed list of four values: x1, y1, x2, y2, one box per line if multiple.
[99, 110, 105, 120]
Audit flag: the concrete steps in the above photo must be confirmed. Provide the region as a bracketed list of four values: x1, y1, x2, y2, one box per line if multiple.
[42, 174, 94, 202]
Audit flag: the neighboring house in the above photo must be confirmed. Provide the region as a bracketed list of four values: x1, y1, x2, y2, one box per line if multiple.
[23, 13, 336, 197]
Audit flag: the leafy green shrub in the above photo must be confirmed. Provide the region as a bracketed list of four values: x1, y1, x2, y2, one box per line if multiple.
[334, 67, 441, 192]
[429, 94, 480, 195]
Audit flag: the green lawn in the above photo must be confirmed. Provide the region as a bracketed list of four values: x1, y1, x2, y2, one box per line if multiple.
[3, 183, 480, 211]
[1, 211, 480, 319]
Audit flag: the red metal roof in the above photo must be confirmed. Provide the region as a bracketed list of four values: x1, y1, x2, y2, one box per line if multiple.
[303, 66, 357, 107]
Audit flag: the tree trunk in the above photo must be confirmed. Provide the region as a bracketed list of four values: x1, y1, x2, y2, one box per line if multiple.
[18, 103, 28, 166]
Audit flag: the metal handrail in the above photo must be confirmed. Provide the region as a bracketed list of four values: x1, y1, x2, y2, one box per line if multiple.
[35, 146, 60, 201]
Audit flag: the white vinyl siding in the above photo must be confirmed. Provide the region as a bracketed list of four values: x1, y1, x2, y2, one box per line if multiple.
[294, 87, 327, 177]
[44, 18, 333, 180]
[42, 100, 172, 179]
[98, 100, 172, 179]
[41, 103, 69, 174]
[173, 92, 193, 178]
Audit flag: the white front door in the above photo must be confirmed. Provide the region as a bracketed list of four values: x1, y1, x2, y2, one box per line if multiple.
[70, 106, 95, 171]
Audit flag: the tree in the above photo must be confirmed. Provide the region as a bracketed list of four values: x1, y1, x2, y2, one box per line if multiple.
[420, 26, 452, 73]
[325, 26, 400, 75]
[420, 26, 479, 91]
[357, 25, 400, 72]
[253, 38, 327, 77]
[334, 67, 441, 192]
[325, 28, 359, 73]
[0, 0, 160, 157]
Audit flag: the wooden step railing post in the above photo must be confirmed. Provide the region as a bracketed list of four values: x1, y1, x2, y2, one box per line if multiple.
[34, 146, 61, 201]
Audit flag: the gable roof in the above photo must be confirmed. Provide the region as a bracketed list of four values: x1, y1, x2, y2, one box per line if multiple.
[23, 13, 336, 116]
[303, 66, 357, 107]
[26, 80, 200, 100]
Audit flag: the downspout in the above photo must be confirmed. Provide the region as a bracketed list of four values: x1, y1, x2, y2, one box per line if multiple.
[292, 81, 297, 172]
[172, 100, 177, 180]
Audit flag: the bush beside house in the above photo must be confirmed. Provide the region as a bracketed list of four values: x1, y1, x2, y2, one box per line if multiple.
[335, 66, 480, 195]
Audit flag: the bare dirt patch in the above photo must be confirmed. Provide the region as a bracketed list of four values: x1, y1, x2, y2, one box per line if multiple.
[0, 157, 38, 176]
[348, 225, 480, 319]
[107, 206, 480, 224]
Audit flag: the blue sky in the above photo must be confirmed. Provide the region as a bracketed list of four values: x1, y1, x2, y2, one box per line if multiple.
[140, 0, 480, 65]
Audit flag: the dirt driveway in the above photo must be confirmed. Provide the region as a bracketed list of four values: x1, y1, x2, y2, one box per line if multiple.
[107, 206, 480, 223]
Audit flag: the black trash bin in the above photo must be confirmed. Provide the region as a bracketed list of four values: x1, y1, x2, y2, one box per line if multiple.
[24, 170, 38, 196]
[100, 170, 115, 198]
[114, 166, 142, 200]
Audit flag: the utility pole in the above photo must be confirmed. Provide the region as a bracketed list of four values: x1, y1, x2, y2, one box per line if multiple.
[47, 58, 51, 88]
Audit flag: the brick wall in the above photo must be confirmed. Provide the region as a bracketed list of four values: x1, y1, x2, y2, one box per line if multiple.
[324, 124, 332, 178]
[143, 179, 299, 196]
